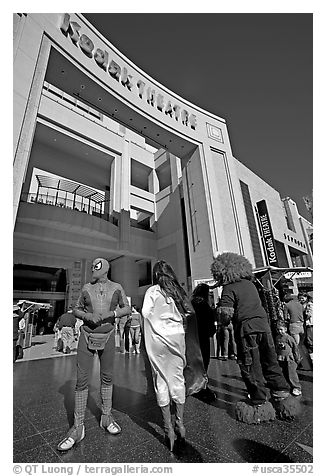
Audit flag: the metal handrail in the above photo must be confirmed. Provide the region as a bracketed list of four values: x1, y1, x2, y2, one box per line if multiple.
[20, 192, 118, 225]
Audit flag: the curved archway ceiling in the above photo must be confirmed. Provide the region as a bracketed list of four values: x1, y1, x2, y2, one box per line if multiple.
[44, 47, 197, 158]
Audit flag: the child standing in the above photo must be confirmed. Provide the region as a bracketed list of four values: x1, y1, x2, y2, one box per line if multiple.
[275, 322, 302, 396]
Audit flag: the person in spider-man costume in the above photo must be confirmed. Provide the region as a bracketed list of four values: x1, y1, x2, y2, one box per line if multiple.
[57, 258, 131, 451]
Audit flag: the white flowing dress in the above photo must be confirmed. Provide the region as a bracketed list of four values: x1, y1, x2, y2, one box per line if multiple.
[142, 284, 186, 407]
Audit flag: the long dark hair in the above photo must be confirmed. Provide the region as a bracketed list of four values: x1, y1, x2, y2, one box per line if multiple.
[191, 283, 210, 302]
[152, 260, 188, 312]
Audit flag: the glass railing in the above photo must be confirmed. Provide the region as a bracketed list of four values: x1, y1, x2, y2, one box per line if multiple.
[20, 192, 118, 226]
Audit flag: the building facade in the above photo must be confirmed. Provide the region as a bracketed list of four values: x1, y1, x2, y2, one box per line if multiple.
[13, 13, 312, 318]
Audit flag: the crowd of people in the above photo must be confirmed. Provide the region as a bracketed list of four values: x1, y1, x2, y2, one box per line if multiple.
[14, 253, 312, 453]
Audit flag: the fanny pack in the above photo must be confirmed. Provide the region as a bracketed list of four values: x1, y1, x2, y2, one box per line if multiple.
[83, 329, 113, 351]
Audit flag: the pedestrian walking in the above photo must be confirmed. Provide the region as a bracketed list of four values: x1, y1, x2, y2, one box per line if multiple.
[56, 310, 76, 354]
[129, 306, 141, 354]
[191, 283, 217, 401]
[118, 314, 130, 353]
[283, 294, 304, 346]
[218, 321, 237, 361]
[142, 260, 206, 451]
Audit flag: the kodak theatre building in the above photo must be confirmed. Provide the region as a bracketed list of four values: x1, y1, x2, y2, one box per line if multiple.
[13, 13, 313, 317]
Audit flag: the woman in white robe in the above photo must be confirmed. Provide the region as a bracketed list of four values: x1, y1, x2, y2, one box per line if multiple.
[142, 260, 206, 451]
[142, 284, 186, 407]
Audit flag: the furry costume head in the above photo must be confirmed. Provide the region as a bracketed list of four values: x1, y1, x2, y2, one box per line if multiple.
[211, 252, 253, 286]
[91, 258, 109, 282]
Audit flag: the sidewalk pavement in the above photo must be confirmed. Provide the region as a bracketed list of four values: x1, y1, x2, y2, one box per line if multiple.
[13, 344, 313, 464]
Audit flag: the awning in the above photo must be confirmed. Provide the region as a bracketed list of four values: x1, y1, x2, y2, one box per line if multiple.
[36, 175, 105, 204]
[15, 300, 52, 312]
[253, 266, 313, 288]
[253, 266, 313, 274]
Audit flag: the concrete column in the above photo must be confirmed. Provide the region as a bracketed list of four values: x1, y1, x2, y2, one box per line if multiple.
[121, 138, 131, 211]
[110, 256, 138, 303]
[181, 145, 223, 283]
[149, 169, 159, 227]
[13, 35, 51, 227]
[170, 154, 181, 192]
[284, 245, 293, 267]
[104, 186, 110, 219]
[110, 155, 121, 215]
[119, 210, 131, 250]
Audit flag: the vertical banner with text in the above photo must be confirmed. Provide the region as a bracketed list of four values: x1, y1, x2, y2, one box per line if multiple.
[256, 200, 279, 267]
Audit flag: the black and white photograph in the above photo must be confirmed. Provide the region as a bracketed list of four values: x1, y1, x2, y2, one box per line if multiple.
[11, 5, 318, 471]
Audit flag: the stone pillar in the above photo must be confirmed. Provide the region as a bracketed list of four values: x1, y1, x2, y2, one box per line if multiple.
[110, 256, 138, 303]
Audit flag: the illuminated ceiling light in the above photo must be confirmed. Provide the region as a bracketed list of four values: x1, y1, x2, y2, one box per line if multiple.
[61, 70, 65, 74]
[80, 85, 85, 89]
[98, 97, 102, 101]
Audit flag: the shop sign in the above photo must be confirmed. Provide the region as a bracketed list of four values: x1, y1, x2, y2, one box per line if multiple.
[256, 200, 279, 266]
[284, 272, 312, 279]
[60, 14, 197, 131]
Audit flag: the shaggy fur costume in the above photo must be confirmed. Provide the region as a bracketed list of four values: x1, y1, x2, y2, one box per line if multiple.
[235, 401, 276, 424]
[272, 395, 302, 421]
[211, 252, 300, 423]
[216, 306, 234, 326]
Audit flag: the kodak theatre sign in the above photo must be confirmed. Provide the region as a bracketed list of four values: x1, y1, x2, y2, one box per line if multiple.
[60, 14, 197, 131]
[256, 200, 279, 267]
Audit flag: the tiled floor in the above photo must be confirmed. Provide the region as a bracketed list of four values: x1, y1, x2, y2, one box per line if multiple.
[17, 334, 77, 361]
[13, 338, 313, 463]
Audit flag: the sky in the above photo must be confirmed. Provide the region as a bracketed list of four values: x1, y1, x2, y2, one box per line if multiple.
[83, 12, 313, 220]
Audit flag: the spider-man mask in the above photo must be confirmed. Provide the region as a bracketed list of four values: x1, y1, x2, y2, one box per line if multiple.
[91, 258, 109, 282]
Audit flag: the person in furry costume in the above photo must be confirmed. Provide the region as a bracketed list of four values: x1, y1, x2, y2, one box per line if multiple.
[211, 252, 301, 424]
